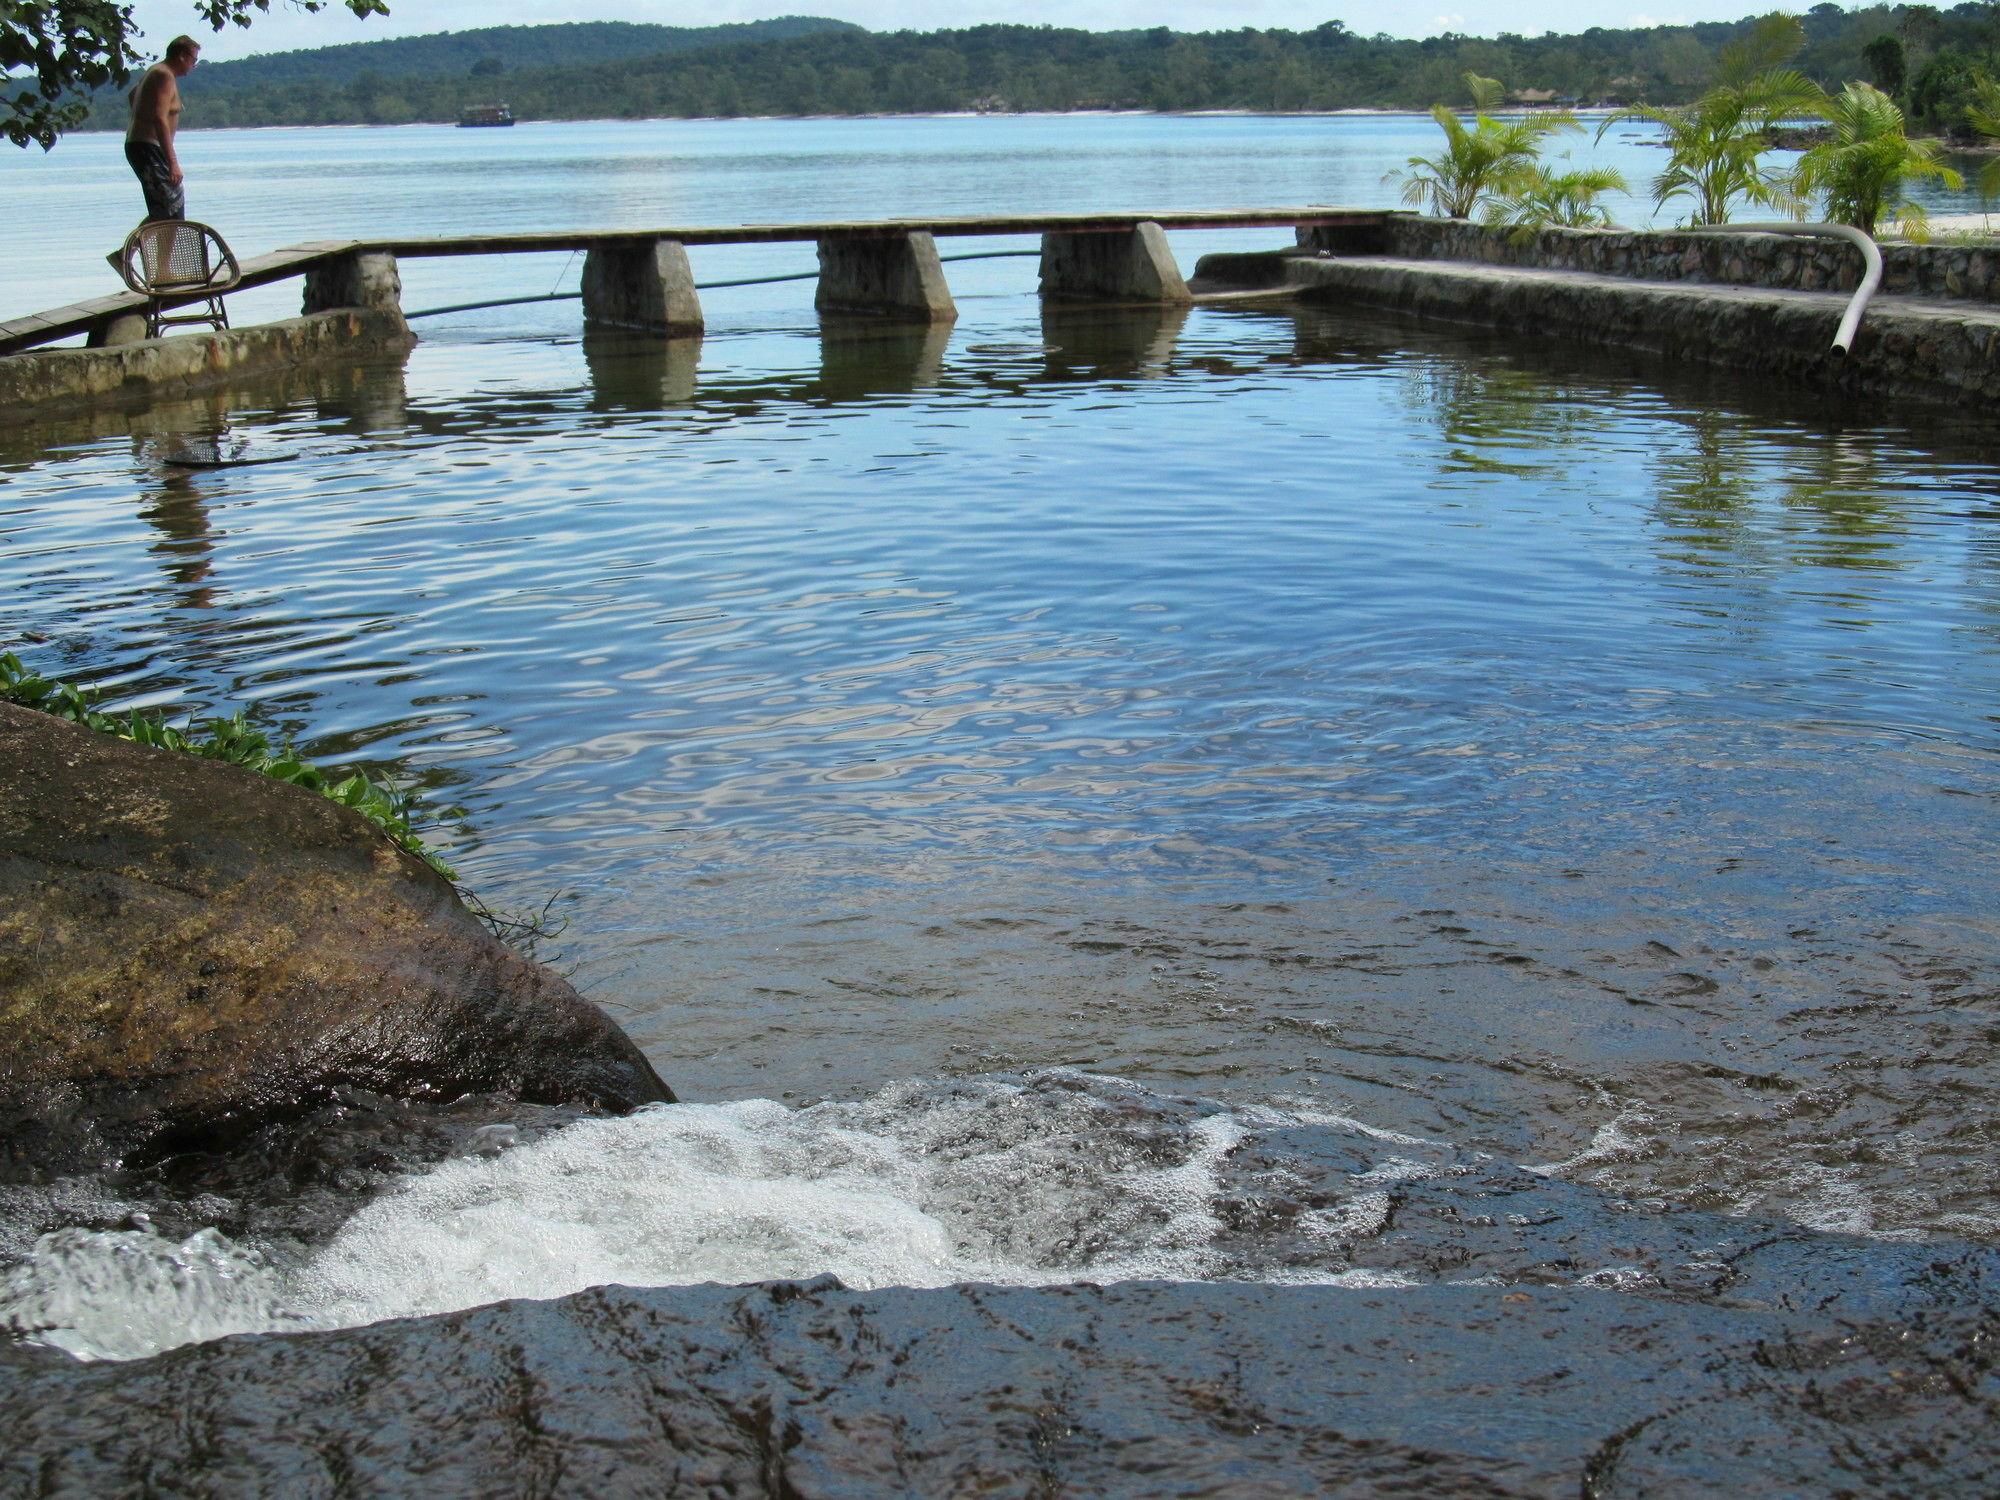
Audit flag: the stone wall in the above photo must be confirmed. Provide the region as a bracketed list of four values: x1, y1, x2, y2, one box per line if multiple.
[1298, 216, 2000, 304]
[0, 307, 414, 418]
[1272, 254, 2000, 406]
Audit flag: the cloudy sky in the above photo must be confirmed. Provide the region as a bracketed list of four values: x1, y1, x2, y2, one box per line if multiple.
[129, 0, 1773, 63]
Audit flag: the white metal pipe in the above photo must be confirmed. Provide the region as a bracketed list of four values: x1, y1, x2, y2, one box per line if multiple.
[1694, 222, 1882, 357]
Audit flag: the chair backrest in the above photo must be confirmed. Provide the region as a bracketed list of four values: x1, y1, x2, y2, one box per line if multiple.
[115, 221, 242, 296]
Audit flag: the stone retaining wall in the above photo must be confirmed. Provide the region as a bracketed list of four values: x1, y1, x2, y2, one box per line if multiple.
[0, 307, 414, 417]
[1275, 255, 2000, 406]
[1300, 216, 2000, 303]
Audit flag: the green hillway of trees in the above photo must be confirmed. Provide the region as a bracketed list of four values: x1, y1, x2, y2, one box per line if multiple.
[75, 4, 2000, 136]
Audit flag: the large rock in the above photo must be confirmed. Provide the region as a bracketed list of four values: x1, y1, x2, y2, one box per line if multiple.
[2, 1264, 1995, 1497]
[0, 701, 672, 1178]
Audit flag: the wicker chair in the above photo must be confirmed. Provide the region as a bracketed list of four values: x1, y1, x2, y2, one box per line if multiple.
[107, 220, 243, 339]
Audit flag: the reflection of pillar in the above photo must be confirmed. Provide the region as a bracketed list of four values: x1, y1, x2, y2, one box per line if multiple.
[816, 232, 956, 321]
[318, 358, 411, 433]
[584, 329, 702, 411]
[1039, 304, 1189, 380]
[817, 321, 951, 401]
[582, 239, 703, 337]
[1039, 223, 1192, 304]
[135, 464, 217, 610]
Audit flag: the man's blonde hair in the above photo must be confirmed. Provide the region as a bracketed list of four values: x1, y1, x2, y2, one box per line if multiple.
[165, 36, 201, 61]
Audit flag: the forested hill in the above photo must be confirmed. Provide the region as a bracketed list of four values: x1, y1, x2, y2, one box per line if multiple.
[85, 4, 2000, 133]
[189, 17, 861, 88]
[77, 17, 861, 125]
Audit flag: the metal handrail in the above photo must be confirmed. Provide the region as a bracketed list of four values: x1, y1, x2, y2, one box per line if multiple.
[1693, 222, 1881, 356]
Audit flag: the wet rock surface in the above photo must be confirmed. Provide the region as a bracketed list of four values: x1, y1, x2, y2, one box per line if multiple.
[2, 1260, 1996, 1498]
[0, 702, 671, 1180]
[3, 1074, 1997, 1494]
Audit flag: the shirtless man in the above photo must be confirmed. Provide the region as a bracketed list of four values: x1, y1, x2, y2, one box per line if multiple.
[126, 36, 200, 222]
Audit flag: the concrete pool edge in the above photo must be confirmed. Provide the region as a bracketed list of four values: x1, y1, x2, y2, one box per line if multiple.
[0, 307, 415, 420]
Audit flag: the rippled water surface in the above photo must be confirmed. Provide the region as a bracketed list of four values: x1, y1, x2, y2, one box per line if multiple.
[5, 120, 2000, 1357]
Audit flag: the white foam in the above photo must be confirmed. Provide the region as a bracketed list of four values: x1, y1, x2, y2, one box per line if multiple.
[0, 1227, 302, 1362]
[1523, 1104, 1658, 1177]
[1, 1077, 1414, 1361]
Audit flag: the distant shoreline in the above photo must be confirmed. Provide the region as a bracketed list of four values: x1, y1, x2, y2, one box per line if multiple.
[75, 106, 1642, 134]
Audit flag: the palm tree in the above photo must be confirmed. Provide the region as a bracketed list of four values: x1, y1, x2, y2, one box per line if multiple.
[1596, 13, 1822, 227]
[1484, 163, 1631, 242]
[1791, 81, 1964, 235]
[1387, 73, 1580, 220]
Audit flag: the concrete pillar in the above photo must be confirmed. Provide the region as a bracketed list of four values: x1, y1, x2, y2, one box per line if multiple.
[86, 313, 151, 348]
[815, 232, 956, 322]
[303, 251, 405, 318]
[582, 239, 703, 337]
[1039, 222, 1191, 304]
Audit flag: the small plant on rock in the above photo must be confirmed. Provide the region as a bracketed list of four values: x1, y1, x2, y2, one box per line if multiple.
[0, 651, 460, 879]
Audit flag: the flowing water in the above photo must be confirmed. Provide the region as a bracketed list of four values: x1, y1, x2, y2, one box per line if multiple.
[3, 116, 1999, 1362]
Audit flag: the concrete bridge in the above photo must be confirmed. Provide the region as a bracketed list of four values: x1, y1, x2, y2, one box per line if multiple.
[0, 208, 1390, 357]
[6, 206, 1998, 417]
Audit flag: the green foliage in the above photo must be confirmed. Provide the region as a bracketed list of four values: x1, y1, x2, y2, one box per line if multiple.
[0, 651, 458, 879]
[1792, 79, 1965, 234]
[3, 0, 388, 148]
[1861, 33, 1908, 97]
[34, 9, 2000, 133]
[1388, 73, 1580, 221]
[1484, 163, 1631, 240]
[1597, 13, 1821, 227]
[1909, 46, 1992, 134]
[1966, 71, 2000, 197]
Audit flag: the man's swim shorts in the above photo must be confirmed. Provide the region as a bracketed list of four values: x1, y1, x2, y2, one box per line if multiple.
[124, 140, 184, 222]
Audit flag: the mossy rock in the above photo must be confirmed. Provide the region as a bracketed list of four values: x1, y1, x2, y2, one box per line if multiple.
[0, 701, 672, 1178]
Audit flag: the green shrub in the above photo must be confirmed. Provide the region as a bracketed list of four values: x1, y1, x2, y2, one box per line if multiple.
[0, 651, 459, 879]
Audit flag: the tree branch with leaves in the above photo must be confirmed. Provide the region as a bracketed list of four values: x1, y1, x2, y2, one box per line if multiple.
[2, 0, 387, 149]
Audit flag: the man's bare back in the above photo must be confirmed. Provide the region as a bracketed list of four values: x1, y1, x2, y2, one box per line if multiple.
[125, 36, 199, 222]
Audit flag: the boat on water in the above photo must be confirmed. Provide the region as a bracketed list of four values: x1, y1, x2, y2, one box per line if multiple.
[459, 104, 514, 128]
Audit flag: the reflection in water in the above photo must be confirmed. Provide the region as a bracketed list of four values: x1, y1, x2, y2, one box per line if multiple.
[1399, 356, 1604, 480]
[5, 301, 2000, 1246]
[1038, 304, 1188, 380]
[1646, 412, 1913, 586]
[584, 331, 702, 412]
[134, 464, 218, 612]
[816, 319, 951, 400]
